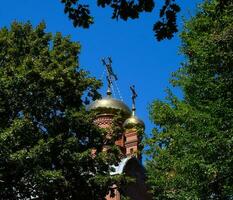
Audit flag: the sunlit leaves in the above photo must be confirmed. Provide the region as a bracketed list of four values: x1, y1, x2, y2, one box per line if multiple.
[0, 22, 123, 199]
[146, 1, 233, 199]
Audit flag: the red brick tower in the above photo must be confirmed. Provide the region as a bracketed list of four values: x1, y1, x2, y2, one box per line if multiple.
[123, 103, 145, 160]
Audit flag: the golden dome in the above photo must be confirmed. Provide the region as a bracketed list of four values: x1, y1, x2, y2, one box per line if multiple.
[123, 115, 145, 129]
[88, 96, 131, 116]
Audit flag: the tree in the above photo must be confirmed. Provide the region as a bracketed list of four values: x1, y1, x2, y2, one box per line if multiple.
[0, 22, 126, 199]
[145, 0, 233, 199]
[59, 0, 230, 41]
[60, 0, 181, 41]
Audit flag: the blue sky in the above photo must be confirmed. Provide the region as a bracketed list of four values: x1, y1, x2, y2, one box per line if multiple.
[0, 0, 202, 135]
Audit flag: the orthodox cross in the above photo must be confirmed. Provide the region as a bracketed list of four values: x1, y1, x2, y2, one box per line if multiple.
[130, 85, 137, 111]
[102, 57, 118, 95]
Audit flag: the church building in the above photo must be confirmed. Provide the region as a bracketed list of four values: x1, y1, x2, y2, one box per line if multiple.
[88, 58, 151, 200]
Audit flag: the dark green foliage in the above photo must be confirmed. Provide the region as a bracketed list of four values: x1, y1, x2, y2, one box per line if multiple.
[146, 0, 233, 199]
[59, 1, 232, 41]
[0, 22, 126, 199]
[60, 0, 180, 41]
[153, 0, 180, 41]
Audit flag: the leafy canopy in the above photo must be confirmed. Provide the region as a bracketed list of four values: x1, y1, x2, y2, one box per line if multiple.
[146, 0, 233, 199]
[0, 22, 126, 199]
[59, 0, 230, 41]
[60, 0, 181, 41]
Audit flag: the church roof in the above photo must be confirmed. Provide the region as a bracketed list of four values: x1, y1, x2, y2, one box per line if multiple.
[123, 114, 145, 129]
[110, 157, 131, 175]
[110, 156, 142, 175]
[88, 96, 131, 116]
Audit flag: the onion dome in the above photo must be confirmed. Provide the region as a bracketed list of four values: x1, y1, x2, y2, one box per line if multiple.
[89, 57, 131, 117]
[123, 84, 145, 129]
[88, 96, 131, 116]
[88, 88, 131, 117]
[123, 110, 145, 129]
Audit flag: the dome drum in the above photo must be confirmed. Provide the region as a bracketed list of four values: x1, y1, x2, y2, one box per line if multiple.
[93, 113, 114, 129]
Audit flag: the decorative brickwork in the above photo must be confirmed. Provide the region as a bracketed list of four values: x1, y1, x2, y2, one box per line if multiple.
[94, 114, 140, 158]
[93, 114, 114, 128]
[124, 129, 139, 157]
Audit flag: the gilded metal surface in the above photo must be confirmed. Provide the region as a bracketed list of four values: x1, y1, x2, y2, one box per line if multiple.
[88, 97, 131, 116]
[123, 115, 145, 129]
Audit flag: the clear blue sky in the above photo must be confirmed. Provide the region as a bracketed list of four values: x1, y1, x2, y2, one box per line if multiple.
[0, 0, 202, 135]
